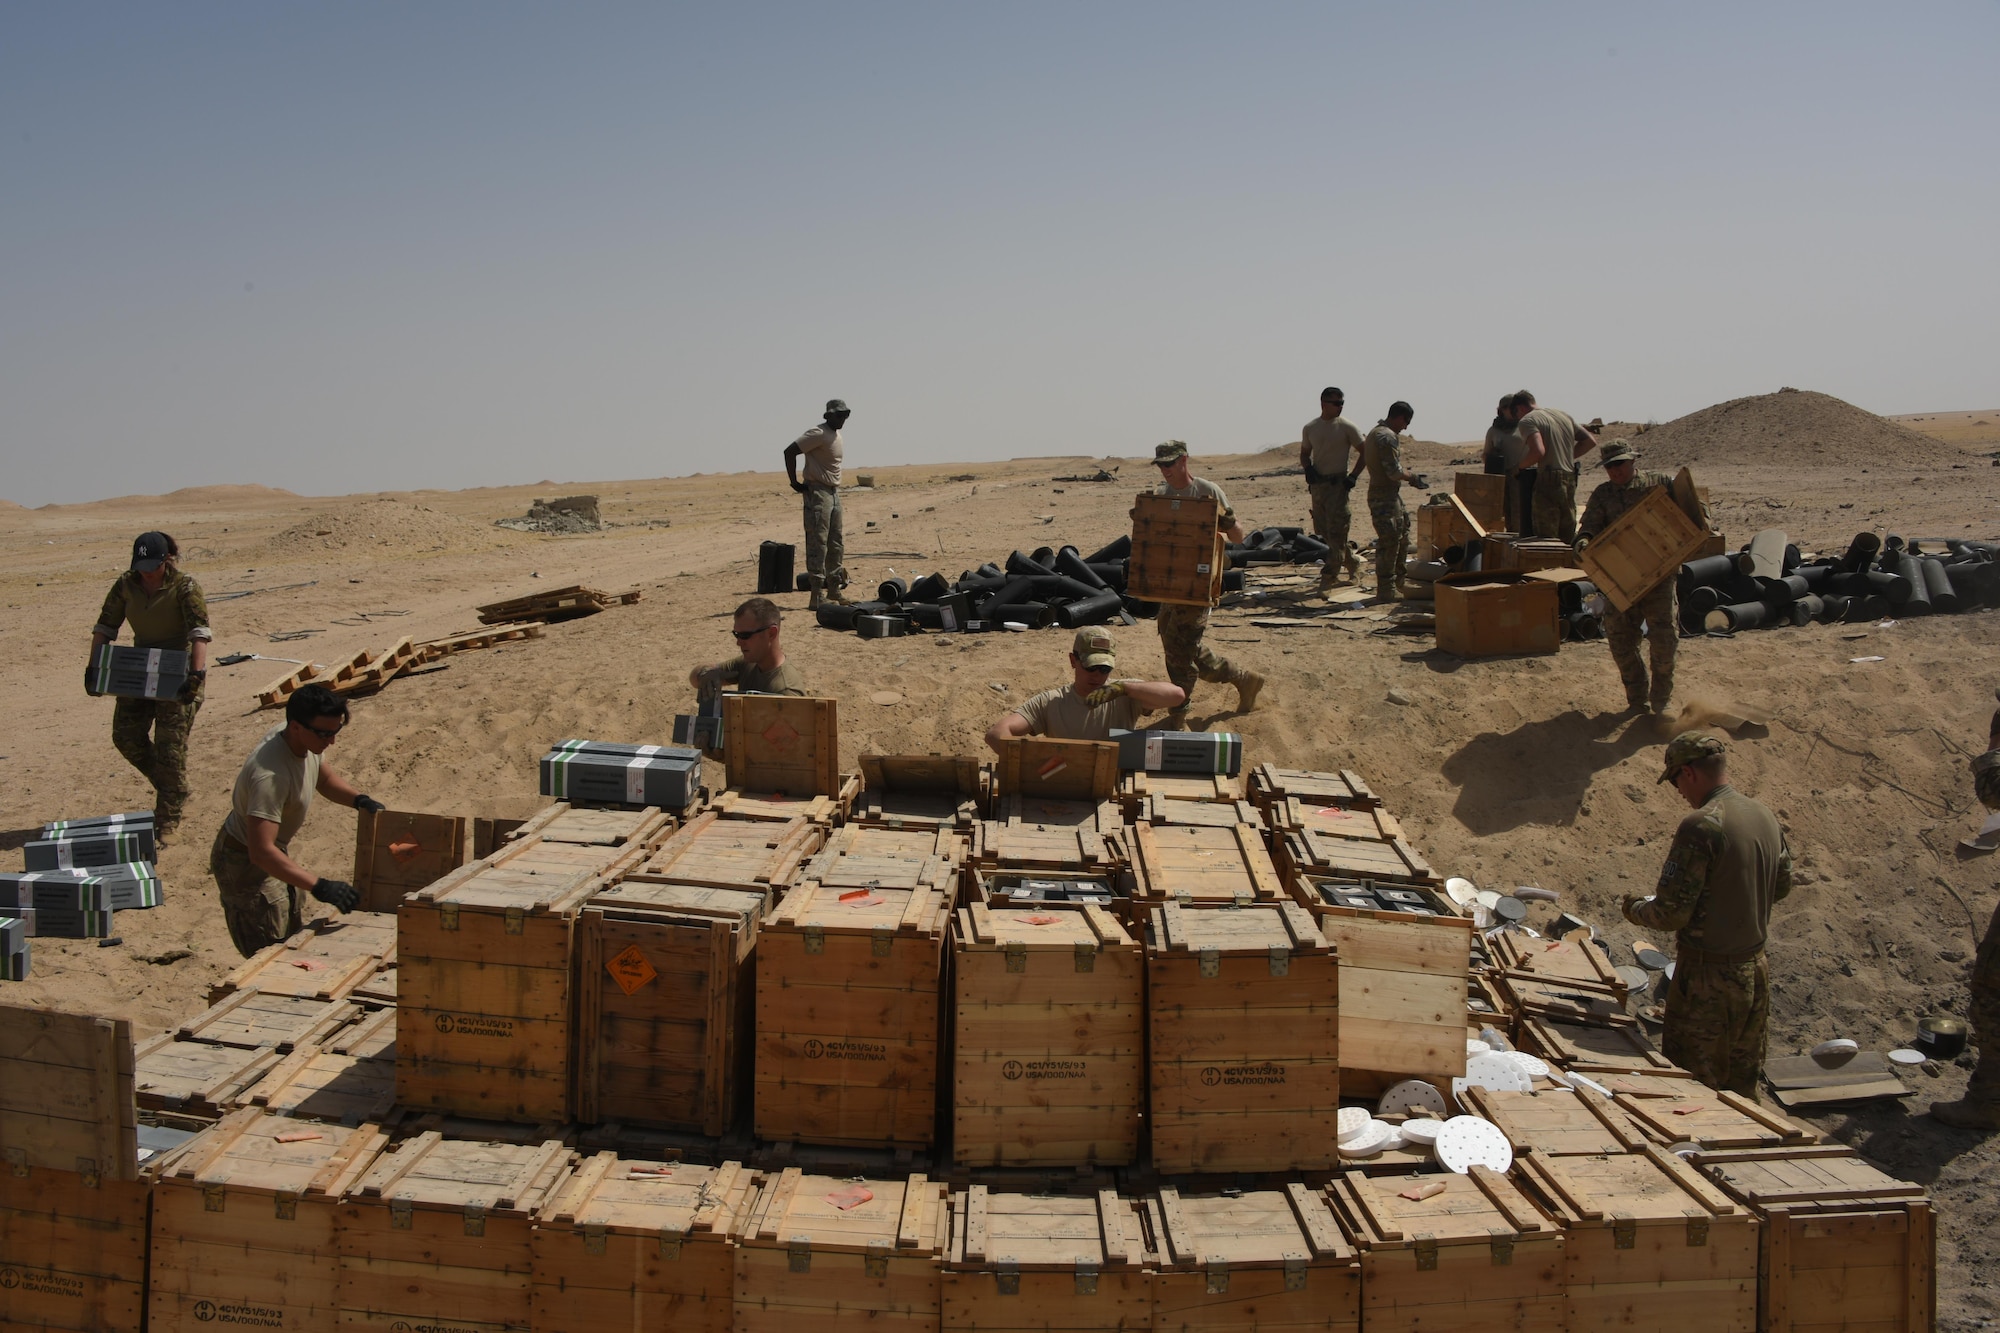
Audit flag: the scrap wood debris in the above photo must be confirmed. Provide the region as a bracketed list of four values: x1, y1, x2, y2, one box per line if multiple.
[476, 583, 642, 625]
[252, 623, 543, 709]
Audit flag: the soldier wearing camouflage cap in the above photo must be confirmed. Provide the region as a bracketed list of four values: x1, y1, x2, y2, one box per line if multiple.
[1150, 442, 1267, 723]
[1932, 690, 2000, 1130]
[783, 398, 852, 611]
[985, 627, 1187, 751]
[1576, 440, 1706, 714]
[1623, 733, 1794, 1097]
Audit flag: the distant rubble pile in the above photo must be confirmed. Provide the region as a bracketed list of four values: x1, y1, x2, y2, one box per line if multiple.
[496, 494, 605, 534]
[1629, 388, 1970, 471]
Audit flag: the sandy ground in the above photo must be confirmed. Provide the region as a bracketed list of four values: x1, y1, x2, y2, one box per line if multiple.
[3, 396, 1998, 1327]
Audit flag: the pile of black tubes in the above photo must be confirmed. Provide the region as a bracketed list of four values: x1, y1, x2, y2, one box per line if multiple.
[1681, 534, 2000, 634]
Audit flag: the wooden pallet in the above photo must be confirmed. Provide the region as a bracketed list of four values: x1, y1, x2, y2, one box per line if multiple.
[475, 584, 642, 625]
[413, 621, 543, 660]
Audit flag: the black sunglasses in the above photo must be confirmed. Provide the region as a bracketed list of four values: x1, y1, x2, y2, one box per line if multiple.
[1081, 663, 1113, 675]
[304, 722, 343, 741]
[732, 625, 774, 641]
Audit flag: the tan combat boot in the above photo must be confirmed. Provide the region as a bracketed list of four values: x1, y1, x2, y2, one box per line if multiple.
[1234, 670, 1266, 713]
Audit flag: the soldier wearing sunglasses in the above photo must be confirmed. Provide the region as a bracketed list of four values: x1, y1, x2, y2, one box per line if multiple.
[689, 597, 807, 701]
[985, 627, 1185, 752]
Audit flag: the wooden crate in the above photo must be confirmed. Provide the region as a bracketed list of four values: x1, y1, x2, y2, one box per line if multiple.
[1287, 877, 1469, 1094]
[0, 1004, 136, 1181]
[1614, 1089, 1816, 1151]
[943, 1187, 1150, 1333]
[508, 800, 666, 847]
[175, 990, 358, 1052]
[1118, 770, 1247, 819]
[1413, 495, 1485, 560]
[209, 912, 398, 1005]
[734, 1168, 949, 1333]
[1146, 901, 1339, 1173]
[1328, 1166, 1564, 1333]
[335, 1132, 573, 1333]
[756, 882, 950, 1148]
[969, 867, 1127, 920]
[723, 693, 841, 797]
[1517, 1145, 1757, 1333]
[1482, 535, 1581, 574]
[952, 900, 1143, 1167]
[397, 814, 664, 1123]
[532, 1154, 748, 1333]
[994, 736, 1121, 802]
[1149, 1183, 1360, 1333]
[1459, 1086, 1650, 1157]
[1246, 765, 1377, 814]
[134, 1034, 284, 1119]
[1275, 828, 1437, 890]
[149, 1108, 386, 1332]
[1521, 1015, 1687, 1076]
[1580, 485, 1709, 612]
[1434, 573, 1562, 658]
[0, 1163, 150, 1332]
[856, 754, 989, 829]
[1454, 471, 1508, 531]
[971, 796, 1125, 874]
[352, 807, 468, 913]
[1132, 822, 1284, 906]
[1497, 971, 1628, 1026]
[1130, 490, 1226, 606]
[1493, 931, 1628, 1000]
[1139, 793, 1261, 828]
[804, 824, 966, 896]
[242, 1041, 398, 1125]
[626, 810, 823, 892]
[1698, 1145, 1934, 1333]
[1264, 796, 1398, 840]
[574, 882, 765, 1135]
[709, 780, 857, 827]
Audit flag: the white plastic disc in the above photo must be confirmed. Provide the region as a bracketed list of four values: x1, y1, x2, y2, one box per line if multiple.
[1336, 1106, 1373, 1142]
[1500, 1051, 1550, 1080]
[1463, 1051, 1535, 1093]
[1475, 889, 1502, 911]
[1434, 1115, 1513, 1174]
[1466, 1038, 1491, 1057]
[1444, 877, 1478, 908]
[1399, 1117, 1446, 1146]
[1811, 1038, 1859, 1060]
[1338, 1119, 1396, 1158]
[1378, 1079, 1450, 1118]
[1887, 1048, 1927, 1066]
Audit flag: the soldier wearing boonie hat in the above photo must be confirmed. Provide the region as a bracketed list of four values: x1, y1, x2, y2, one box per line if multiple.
[1932, 689, 2000, 1130]
[1623, 732, 1794, 1097]
[1576, 440, 1705, 715]
[1148, 442, 1267, 725]
[784, 399, 853, 611]
[984, 626, 1188, 750]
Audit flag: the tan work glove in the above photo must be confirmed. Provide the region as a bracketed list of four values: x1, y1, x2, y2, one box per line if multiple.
[1084, 681, 1127, 707]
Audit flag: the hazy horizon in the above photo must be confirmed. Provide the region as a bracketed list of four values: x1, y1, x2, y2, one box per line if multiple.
[5, 3, 1996, 507]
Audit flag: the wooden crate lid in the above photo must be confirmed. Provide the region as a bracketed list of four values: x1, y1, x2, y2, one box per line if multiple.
[135, 1034, 285, 1114]
[350, 963, 397, 1006]
[803, 825, 964, 888]
[1696, 1144, 1926, 1209]
[1135, 822, 1284, 901]
[951, 1185, 1142, 1271]
[411, 819, 654, 916]
[1249, 764, 1376, 808]
[1276, 797, 1396, 839]
[157, 1106, 386, 1199]
[1285, 828, 1436, 883]
[539, 1153, 748, 1238]
[711, 789, 843, 823]
[722, 694, 840, 798]
[241, 1044, 396, 1124]
[1492, 933, 1625, 996]
[589, 880, 768, 927]
[1458, 1086, 1649, 1156]
[1614, 1089, 1818, 1150]
[350, 1131, 573, 1217]
[1154, 1184, 1355, 1270]
[1520, 1016, 1676, 1073]
[327, 1005, 397, 1058]
[959, 899, 1133, 950]
[1140, 794, 1262, 829]
[737, 1167, 947, 1258]
[1517, 1145, 1742, 1227]
[1122, 771, 1247, 803]
[511, 802, 669, 848]
[995, 737, 1120, 802]
[1497, 972, 1628, 1025]
[0, 1002, 138, 1180]
[768, 881, 948, 937]
[176, 992, 359, 1053]
[1329, 1166, 1554, 1249]
[212, 912, 398, 1003]
[999, 794, 1121, 830]
[1151, 900, 1328, 955]
[860, 753, 983, 796]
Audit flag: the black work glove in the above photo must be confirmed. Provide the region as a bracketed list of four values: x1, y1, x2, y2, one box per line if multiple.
[789, 479, 807, 494]
[1411, 474, 1431, 490]
[1302, 462, 1325, 487]
[177, 668, 206, 703]
[1342, 474, 1358, 491]
[310, 877, 360, 913]
[353, 794, 386, 814]
[85, 663, 100, 696]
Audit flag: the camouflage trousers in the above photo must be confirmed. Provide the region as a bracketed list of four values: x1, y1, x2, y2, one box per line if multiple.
[1308, 482, 1359, 584]
[209, 825, 303, 958]
[1967, 898, 2000, 1101]
[1604, 580, 1679, 710]
[801, 485, 846, 593]
[111, 688, 201, 826]
[1367, 494, 1409, 597]
[1508, 469, 1538, 538]
[1534, 464, 1578, 545]
[1662, 948, 1769, 1098]
[1156, 603, 1236, 702]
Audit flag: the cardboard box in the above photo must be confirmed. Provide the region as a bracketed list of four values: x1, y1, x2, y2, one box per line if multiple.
[40, 811, 151, 839]
[23, 829, 154, 870]
[1109, 728, 1244, 776]
[540, 739, 703, 809]
[86, 643, 188, 699]
[1434, 571, 1561, 657]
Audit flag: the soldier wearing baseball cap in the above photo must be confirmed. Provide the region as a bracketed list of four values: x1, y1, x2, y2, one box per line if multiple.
[783, 399, 854, 610]
[1576, 440, 1706, 715]
[984, 627, 1188, 751]
[87, 531, 213, 841]
[1623, 732, 1794, 1097]
[1150, 442, 1267, 724]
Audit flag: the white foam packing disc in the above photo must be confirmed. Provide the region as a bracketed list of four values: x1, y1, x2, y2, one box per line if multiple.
[1466, 1038, 1492, 1057]
[1338, 1119, 1396, 1158]
[1500, 1051, 1550, 1080]
[1463, 1051, 1535, 1093]
[1399, 1118, 1446, 1146]
[1434, 1115, 1513, 1174]
[1378, 1079, 1450, 1118]
[1887, 1048, 1927, 1065]
[1444, 877, 1478, 908]
[1336, 1106, 1373, 1142]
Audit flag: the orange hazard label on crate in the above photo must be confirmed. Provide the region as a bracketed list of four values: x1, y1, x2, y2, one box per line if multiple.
[1037, 757, 1068, 778]
[389, 839, 422, 863]
[760, 720, 801, 749]
[606, 944, 658, 996]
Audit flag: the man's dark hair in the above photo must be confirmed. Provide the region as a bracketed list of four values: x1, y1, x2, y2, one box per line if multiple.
[1388, 401, 1414, 421]
[735, 597, 782, 628]
[1511, 390, 1537, 412]
[1689, 754, 1726, 781]
[285, 683, 350, 727]
[1321, 386, 1343, 402]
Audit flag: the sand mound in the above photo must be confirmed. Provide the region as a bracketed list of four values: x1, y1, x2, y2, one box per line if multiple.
[1632, 389, 1969, 472]
[267, 497, 524, 555]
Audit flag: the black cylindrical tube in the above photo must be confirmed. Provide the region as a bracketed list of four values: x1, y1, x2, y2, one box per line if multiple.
[1814, 594, 1849, 624]
[1782, 544, 1801, 574]
[1565, 612, 1602, 640]
[1708, 601, 1770, 632]
[816, 600, 888, 631]
[1006, 550, 1055, 578]
[1053, 547, 1108, 590]
[1680, 555, 1737, 591]
[906, 572, 950, 602]
[1290, 534, 1331, 563]
[876, 577, 909, 604]
[1839, 532, 1881, 572]
[1685, 586, 1723, 616]
[1877, 535, 1905, 572]
[1120, 594, 1158, 618]
[1029, 546, 1057, 569]
[1757, 574, 1810, 605]
[1055, 588, 1124, 628]
[980, 576, 1039, 614]
[1084, 534, 1131, 564]
[987, 602, 1053, 628]
[1087, 561, 1127, 591]
[1896, 554, 1930, 614]
[976, 561, 1005, 580]
[1222, 568, 1245, 593]
[1794, 564, 1833, 590]
[1945, 560, 1994, 608]
[1921, 558, 1956, 613]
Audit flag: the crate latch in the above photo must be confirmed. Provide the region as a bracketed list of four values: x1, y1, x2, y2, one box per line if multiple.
[391, 1197, 414, 1229]
[659, 1227, 685, 1260]
[438, 903, 460, 931]
[504, 906, 526, 935]
[1205, 1258, 1230, 1294]
[1199, 948, 1220, 978]
[77, 1157, 101, 1190]
[1612, 1214, 1636, 1250]
[804, 926, 825, 954]
[1233, 891, 1251, 907]
[866, 1239, 891, 1278]
[1006, 941, 1027, 973]
[203, 1183, 226, 1213]
[1075, 1257, 1099, 1294]
[584, 1223, 607, 1255]
[789, 1236, 812, 1272]
[1174, 890, 1193, 907]
[1074, 942, 1096, 973]
[1685, 1213, 1709, 1247]
[274, 1190, 298, 1221]
[1283, 1253, 1308, 1290]
[1414, 1234, 1438, 1270]
[463, 1203, 487, 1236]
[4, 1148, 26, 1179]
[1489, 1229, 1514, 1265]
[872, 928, 894, 957]
[1268, 946, 1290, 977]
[996, 1257, 1020, 1294]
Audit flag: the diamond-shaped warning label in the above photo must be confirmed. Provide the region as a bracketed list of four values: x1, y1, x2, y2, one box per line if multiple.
[606, 944, 658, 996]
[760, 720, 801, 750]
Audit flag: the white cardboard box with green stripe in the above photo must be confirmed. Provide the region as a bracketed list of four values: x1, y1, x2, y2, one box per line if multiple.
[87, 643, 189, 699]
[540, 738, 702, 808]
[1110, 727, 1244, 775]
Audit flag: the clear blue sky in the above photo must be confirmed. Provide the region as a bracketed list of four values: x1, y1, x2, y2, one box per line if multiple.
[4, 2, 1995, 505]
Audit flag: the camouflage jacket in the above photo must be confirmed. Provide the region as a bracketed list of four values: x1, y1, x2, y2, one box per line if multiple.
[1975, 748, 2000, 812]
[1625, 784, 1793, 957]
[1575, 472, 1676, 552]
[93, 569, 212, 651]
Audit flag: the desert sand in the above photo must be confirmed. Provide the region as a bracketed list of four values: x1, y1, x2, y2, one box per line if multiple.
[3, 389, 1997, 1328]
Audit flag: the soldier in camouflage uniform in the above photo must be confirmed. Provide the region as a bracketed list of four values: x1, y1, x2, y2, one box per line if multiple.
[1932, 692, 2000, 1130]
[1361, 402, 1421, 601]
[88, 532, 212, 841]
[1623, 733, 1793, 1097]
[1576, 441, 1703, 714]
[784, 399, 852, 610]
[1150, 442, 1266, 723]
[1512, 390, 1599, 544]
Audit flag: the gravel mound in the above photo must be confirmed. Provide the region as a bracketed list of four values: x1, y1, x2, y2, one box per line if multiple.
[1632, 388, 1970, 472]
[268, 498, 522, 554]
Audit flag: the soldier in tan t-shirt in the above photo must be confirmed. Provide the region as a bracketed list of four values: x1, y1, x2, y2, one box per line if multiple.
[1299, 387, 1365, 592]
[985, 627, 1186, 751]
[1510, 390, 1598, 544]
[689, 597, 808, 700]
[784, 399, 851, 610]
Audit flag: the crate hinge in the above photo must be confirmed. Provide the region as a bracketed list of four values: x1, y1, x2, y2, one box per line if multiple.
[1205, 1258, 1230, 1294]
[439, 903, 460, 931]
[1006, 941, 1027, 973]
[1268, 946, 1290, 976]
[584, 1223, 607, 1255]
[804, 926, 825, 954]
[1283, 1253, 1308, 1290]
[1612, 1214, 1636, 1250]
[659, 1227, 685, 1260]
[872, 928, 894, 957]
[1414, 1234, 1438, 1270]
[504, 906, 526, 935]
[1199, 947, 1220, 978]
[996, 1257, 1020, 1294]
[203, 1183, 226, 1213]
[391, 1197, 414, 1229]
[274, 1190, 298, 1221]
[789, 1236, 812, 1272]
[463, 1203, 486, 1236]
[1489, 1229, 1515, 1265]
[866, 1239, 891, 1278]
[1685, 1213, 1710, 1247]
[1074, 942, 1096, 973]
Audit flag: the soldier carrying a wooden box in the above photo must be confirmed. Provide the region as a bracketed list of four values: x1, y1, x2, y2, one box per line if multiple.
[1575, 440, 1700, 716]
[87, 531, 211, 843]
[984, 626, 1186, 751]
[1151, 441, 1266, 725]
